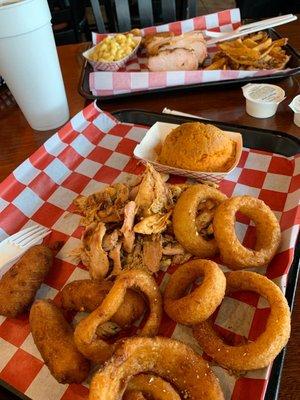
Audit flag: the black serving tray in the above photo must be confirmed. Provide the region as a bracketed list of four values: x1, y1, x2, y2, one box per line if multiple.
[79, 28, 300, 101]
[109, 109, 300, 400]
[1, 110, 299, 400]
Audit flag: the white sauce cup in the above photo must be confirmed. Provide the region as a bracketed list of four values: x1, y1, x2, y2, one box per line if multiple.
[242, 84, 286, 118]
[289, 95, 300, 127]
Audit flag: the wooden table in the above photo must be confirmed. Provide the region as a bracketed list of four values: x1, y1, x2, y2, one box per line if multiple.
[0, 17, 299, 400]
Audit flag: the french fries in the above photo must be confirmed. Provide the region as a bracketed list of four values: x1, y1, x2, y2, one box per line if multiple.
[206, 31, 290, 71]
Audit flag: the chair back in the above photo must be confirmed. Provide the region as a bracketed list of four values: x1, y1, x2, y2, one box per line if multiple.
[48, 0, 88, 45]
[91, 0, 197, 33]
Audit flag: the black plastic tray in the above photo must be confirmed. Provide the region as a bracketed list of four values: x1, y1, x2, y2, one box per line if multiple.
[1, 110, 299, 400]
[109, 109, 300, 400]
[79, 28, 300, 101]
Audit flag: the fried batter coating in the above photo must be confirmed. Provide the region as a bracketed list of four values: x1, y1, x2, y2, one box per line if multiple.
[89, 336, 224, 400]
[61, 279, 145, 328]
[213, 196, 281, 269]
[164, 259, 226, 325]
[74, 270, 162, 363]
[193, 271, 291, 370]
[29, 299, 90, 383]
[173, 185, 227, 258]
[124, 374, 181, 400]
[0, 245, 53, 317]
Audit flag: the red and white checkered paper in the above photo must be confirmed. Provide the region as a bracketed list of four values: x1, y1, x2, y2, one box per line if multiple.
[0, 102, 299, 400]
[89, 8, 295, 97]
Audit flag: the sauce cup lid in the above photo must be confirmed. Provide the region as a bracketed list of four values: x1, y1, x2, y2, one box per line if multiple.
[242, 83, 285, 104]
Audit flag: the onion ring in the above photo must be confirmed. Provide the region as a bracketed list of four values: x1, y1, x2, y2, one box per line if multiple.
[74, 270, 162, 363]
[61, 279, 145, 328]
[89, 336, 224, 400]
[213, 196, 281, 269]
[193, 271, 291, 370]
[164, 259, 226, 325]
[123, 374, 180, 400]
[173, 185, 227, 258]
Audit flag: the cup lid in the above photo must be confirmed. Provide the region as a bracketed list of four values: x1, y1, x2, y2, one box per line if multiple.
[0, 0, 50, 38]
[289, 95, 300, 113]
[242, 83, 285, 104]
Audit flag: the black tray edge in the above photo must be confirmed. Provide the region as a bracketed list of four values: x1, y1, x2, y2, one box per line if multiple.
[108, 108, 300, 153]
[0, 379, 30, 400]
[110, 109, 300, 400]
[79, 28, 300, 101]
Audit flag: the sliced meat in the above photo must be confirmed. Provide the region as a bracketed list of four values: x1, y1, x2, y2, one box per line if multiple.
[162, 242, 185, 256]
[143, 32, 174, 55]
[128, 176, 143, 201]
[160, 39, 207, 65]
[129, 185, 139, 201]
[81, 222, 110, 280]
[125, 242, 143, 270]
[142, 235, 163, 273]
[114, 183, 130, 207]
[148, 48, 198, 71]
[172, 252, 192, 265]
[135, 163, 171, 216]
[109, 242, 122, 276]
[74, 186, 114, 215]
[134, 211, 171, 235]
[120, 201, 137, 253]
[74, 184, 129, 226]
[102, 229, 119, 252]
[97, 207, 122, 223]
[173, 31, 207, 64]
[188, 39, 207, 64]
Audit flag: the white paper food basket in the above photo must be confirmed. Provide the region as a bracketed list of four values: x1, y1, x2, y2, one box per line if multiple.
[83, 36, 141, 72]
[133, 122, 243, 183]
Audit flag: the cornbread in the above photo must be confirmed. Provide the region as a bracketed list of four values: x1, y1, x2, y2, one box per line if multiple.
[157, 122, 236, 172]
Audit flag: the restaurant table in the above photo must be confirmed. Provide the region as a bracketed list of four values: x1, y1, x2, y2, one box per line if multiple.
[0, 16, 299, 400]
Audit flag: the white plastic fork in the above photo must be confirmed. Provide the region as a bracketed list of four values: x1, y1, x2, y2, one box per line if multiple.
[0, 225, 50, 270]
[205, 14, 297, 45]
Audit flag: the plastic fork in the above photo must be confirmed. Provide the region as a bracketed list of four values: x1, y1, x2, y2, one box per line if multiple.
[205, 14, 297, 45]
[0, 225, 50, 270]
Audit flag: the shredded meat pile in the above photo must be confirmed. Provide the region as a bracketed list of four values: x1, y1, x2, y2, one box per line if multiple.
[73, 164, 210, 280]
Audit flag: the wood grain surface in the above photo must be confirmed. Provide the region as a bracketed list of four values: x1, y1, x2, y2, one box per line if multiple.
[0, 17, 299, 400]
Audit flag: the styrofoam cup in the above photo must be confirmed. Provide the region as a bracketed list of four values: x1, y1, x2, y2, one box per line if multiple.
[289, 95, 300, 127]
[0, 0, 69, 130]
[242, 84, 285, 118]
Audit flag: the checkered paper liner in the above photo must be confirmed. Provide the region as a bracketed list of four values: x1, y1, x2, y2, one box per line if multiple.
[88, 8, 294, 97]
[0, 102, 299, 400]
